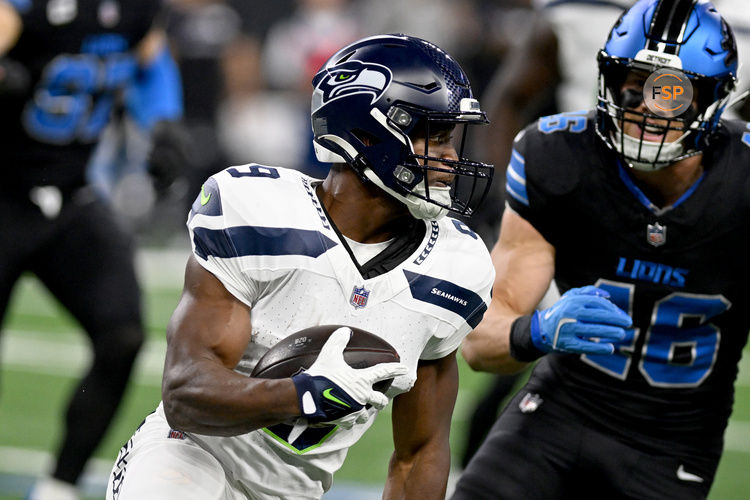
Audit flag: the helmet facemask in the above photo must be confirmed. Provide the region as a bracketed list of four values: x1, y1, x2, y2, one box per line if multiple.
[596, 53, 734, 171]
[365, 103, 493, 220]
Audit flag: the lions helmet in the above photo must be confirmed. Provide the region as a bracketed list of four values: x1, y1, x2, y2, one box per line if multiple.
[311, 34, 493, 220]
[597, 0, 738, 171]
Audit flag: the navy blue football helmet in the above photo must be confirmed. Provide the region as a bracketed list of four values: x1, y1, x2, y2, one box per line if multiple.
[597, 0, 738, 170]
[311, 34, 493, 219]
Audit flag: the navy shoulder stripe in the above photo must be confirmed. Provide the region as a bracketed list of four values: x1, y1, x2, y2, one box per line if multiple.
[403, 270, 487, 328]
[193, 226, 338, 259]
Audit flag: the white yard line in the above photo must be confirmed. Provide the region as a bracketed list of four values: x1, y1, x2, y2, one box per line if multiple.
[1, 329, 166, 385]
[0, 446, 112, 479]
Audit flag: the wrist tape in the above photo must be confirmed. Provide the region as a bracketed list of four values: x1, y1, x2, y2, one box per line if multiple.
[509, 314, 546, 362]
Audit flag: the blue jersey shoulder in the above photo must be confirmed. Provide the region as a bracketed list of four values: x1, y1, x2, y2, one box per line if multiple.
[507, 111, 598, 210]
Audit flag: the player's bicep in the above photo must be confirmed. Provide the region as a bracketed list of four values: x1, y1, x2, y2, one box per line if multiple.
[491, 206, 555, 316]
[391, 352, 458, 458]
[462, 208, 554, 372]
[165, 255, 252, 372]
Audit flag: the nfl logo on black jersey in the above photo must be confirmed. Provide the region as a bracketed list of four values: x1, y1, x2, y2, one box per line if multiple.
[519, 392, 543, 414]
[350, 285, 370, 309]
[647, 222, 666, 247]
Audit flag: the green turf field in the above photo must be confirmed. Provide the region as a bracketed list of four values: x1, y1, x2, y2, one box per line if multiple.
[1, 249, 749, 499]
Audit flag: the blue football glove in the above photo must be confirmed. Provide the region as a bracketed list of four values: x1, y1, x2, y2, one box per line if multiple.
[531, 286, 631, 355]
[291, 327, 408, 424]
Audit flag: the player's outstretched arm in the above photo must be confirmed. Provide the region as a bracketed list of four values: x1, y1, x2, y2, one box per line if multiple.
[162, 256, 301, 436]
[462, 209, 631, 374]
[462, 209, 557, 373]
[383, 352, 458, 500]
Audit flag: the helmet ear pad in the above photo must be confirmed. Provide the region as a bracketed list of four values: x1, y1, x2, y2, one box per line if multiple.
[313, 94, 423, 194]
[352, 132, 425, 191]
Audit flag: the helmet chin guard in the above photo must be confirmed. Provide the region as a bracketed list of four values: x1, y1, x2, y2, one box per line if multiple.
[362, 167, 450, 220]
[311, 34, 493, 219]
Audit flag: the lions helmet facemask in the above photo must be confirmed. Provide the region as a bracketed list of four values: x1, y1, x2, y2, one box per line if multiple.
[596, 0, 738, 171]
[311, 34, 493, 220]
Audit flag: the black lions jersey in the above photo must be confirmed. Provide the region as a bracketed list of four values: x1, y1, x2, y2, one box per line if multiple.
[506, 110, 750, 455]
[1, 0, 159, 191]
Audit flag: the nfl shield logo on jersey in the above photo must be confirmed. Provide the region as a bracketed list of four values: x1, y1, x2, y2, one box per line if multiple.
[519, 392, 543, 414]
[647, 222, 667, 247]
[350, 285, 370, 309]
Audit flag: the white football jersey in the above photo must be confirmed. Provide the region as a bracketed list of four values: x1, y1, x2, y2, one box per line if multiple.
[162, 164, 493, 498]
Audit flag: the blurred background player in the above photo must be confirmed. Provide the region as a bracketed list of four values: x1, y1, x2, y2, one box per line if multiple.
[106, 34, 495, 500]
[455, 0, 750, 498]
[0, 0, 182, 498]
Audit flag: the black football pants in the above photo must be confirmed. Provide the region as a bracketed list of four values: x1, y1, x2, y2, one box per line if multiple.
[0, 187, 144, 484]
[452, 385, 718, 500]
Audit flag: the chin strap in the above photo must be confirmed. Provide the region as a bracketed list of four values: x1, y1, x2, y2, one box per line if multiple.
[612, 124, 689, 171]
[362, 168, 449, 220]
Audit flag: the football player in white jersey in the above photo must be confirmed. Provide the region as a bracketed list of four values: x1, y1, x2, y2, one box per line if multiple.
[106, 34, 495, 500]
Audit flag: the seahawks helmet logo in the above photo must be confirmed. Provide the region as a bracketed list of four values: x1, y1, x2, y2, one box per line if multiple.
[314, 60, 392, 106]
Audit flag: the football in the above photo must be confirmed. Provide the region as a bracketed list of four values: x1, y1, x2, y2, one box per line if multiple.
[251, 325, 401, 393]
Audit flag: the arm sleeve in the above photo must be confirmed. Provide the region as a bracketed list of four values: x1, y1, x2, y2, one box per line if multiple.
[420, 289, 492, 360]
[420, 318, 475, 361]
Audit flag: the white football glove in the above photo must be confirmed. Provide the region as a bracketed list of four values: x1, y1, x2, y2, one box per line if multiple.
[313, 407, 371, 430]
[291, 327, 407, 423]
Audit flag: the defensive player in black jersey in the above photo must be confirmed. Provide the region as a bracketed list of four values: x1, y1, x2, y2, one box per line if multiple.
[0, 1, 181, 499]
[454, 0, 748, 499]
